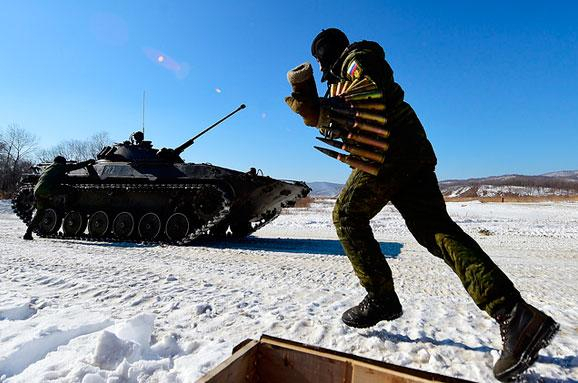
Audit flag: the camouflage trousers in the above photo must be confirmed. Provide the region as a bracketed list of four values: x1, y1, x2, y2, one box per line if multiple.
[333, 166, 521, 317]
[26, 198, 48, 234]
[26, 187, 67, 234]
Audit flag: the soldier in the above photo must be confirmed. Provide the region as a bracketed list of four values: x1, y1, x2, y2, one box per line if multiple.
[23, 156, 95, 240]
[285, 28, 558, 381]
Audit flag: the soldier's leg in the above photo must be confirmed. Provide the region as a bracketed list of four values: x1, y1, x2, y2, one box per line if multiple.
[391, 168, 521, 316]
[392, 168, 558, 381]
[333, 169, 400, 297]
[335, 169, 407, 327]
[24, 196, 48, 239]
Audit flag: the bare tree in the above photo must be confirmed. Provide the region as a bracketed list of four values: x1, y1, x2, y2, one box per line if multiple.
[0, 124, 38, 194]
[38, 131, 110, 162]
[89, 131, 110, 157]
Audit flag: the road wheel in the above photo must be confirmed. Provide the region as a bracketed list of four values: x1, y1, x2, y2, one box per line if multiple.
[62, 211, 87, 236]
[165, 213, 189, 241]
[88, 211, 110, 237]
[138, 212, 161, 240]
[38, 208, 62, 235]
[112, 212, 135, 239]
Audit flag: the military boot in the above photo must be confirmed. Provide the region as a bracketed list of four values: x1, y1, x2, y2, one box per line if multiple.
[493, 302, 559, 381]
[23, 231, 33, 240]
[342, 292, 403, 328]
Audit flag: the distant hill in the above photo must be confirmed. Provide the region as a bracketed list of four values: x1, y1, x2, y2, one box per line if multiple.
[439, 170, 578, 199]
[541, 170, 578, 178]
[308, 170, 578, 198]
[307, 182, 344, 197]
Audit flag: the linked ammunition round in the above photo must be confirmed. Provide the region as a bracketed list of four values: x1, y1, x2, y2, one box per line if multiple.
[344, 90, 383, 102]
[342, 144, 385, 163]
[347, 132, 390, 151]
[314, 145, 380, 176]
[331, 115, 390, 138]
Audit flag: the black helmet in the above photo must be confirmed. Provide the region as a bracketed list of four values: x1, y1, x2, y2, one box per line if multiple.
[311, 28, 349, 81]
[131, 131, 144, 144]
[53, 156, 66, 164]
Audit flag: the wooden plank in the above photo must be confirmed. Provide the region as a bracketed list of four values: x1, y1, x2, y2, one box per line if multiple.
[352, 364, 433, 383]
[198, 336, 475, 383]
[197, 340, 258, 383]
[260, 335, 474, 383]
[256, 341, 350, 383]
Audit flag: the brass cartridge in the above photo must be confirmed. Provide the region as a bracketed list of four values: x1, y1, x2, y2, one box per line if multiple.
[343, 144, 385, 163]
[344, 90, 383, 102]
[314, 146, 380, 176]
[331, 115, 390, 138]
[347, 132, 390, 151]
[349, 101, 386, 111]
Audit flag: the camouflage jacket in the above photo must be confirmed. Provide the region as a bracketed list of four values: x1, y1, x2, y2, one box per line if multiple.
[329, 40, 437, 169]
[34, 160, 92, 196]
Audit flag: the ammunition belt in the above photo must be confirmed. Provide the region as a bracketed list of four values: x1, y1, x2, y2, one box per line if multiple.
[316, 78, 390, 176]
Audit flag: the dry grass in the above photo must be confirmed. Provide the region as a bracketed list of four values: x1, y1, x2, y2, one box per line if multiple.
[294, 196, 315, 208]
[0, 192, 13, 200]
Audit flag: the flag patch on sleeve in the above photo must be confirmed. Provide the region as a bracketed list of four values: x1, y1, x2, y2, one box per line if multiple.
[347, 60, 363, 79]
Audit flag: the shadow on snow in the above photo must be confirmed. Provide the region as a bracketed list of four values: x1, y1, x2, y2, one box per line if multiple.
[199, 237, 403, 258]
[362, 329, 576, 381]
[362, 329, 495, 353]
[56, 237, 403, 257]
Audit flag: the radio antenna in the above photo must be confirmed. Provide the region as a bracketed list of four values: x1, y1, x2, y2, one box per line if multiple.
[141, 90, 146, 135]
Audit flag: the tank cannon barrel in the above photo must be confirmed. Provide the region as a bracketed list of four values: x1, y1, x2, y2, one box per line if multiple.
[174, 104, 246, 155]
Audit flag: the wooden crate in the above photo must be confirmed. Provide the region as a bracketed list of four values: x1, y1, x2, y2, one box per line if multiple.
[198, 335, 474, 383]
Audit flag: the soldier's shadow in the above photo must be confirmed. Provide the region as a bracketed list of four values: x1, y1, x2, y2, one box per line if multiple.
[362, 329, 495, 352]
[362, 329, 576, 380]
[201, 237, 402, 258]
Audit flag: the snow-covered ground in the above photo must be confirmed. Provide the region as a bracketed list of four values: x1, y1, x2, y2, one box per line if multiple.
[1, 199, 577, 382]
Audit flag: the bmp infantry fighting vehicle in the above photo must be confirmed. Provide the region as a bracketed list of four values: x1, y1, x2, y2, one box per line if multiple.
[12, 105, 310, 243]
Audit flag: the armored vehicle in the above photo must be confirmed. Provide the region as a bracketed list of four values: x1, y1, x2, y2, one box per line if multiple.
[12, 105, 310, 243]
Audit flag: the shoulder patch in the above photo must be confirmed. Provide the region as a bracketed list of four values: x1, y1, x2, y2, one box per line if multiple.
[347, 60, 363, 79]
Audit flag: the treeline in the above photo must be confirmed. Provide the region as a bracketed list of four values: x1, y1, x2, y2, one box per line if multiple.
[464, 176, 578, 193]
[37, 131, 109, 163]
[0, 124, 109, 196]
[489, 177, 576, 192]
[440, 174, 578, 197]
[0, 124, 37, 196]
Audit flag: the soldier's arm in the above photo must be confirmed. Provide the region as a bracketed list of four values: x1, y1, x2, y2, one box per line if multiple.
[65, 159, 95, 172]
[341, 50, 390, 87]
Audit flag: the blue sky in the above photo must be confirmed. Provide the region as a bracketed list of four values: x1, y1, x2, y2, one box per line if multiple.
[1, 1, 577, 183]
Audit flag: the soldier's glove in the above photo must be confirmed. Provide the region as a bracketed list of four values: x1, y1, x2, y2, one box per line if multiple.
[286, 62, 320, 127]
[284, 93, 320, 127]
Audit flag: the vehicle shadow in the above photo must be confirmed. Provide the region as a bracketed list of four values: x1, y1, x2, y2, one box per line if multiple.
[58, 239, 157, 248]
[199, 237, 403, 258]
[57, 237, 402, 257]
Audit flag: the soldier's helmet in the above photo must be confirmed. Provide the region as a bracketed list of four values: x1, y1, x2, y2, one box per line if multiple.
[53, 156, 66, 164]
[131, 131, 144, 144]
[311, 28, 349, 81]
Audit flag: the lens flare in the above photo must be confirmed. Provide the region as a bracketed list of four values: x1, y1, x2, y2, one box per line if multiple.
[143, 47, 190, 79]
